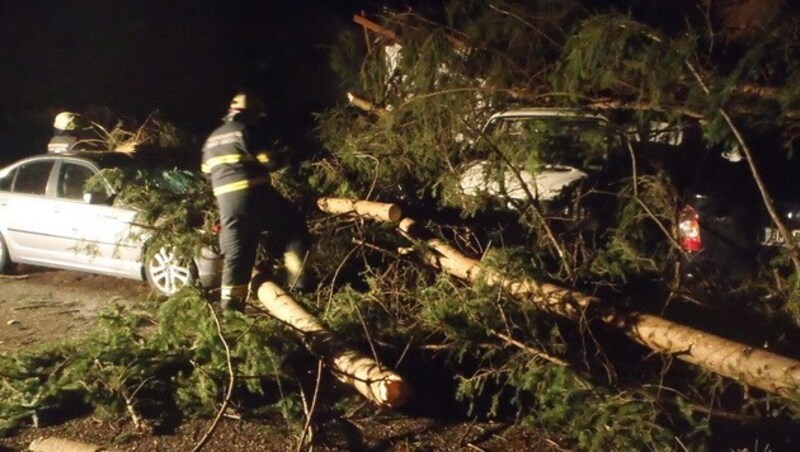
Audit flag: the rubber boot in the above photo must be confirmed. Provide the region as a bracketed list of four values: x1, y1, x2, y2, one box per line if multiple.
[221, 296, 245, 312]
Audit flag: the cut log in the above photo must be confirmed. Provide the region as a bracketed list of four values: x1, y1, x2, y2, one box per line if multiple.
[253, 276, 411, 408]
[318, 197, 402, 223]
[346, 92, 388, 117]
[607, 312, 800, 398]
[397, 216, 800, 399]
[28, 437, 117, 452]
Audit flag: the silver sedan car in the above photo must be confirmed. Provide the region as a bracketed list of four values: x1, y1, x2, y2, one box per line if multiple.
[0, 151, 222, 296]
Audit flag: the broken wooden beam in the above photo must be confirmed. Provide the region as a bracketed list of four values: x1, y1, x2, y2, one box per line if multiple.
[318, 197, 402, 223]
[253, 276, 411, 408]
[353, 14, 398, 41]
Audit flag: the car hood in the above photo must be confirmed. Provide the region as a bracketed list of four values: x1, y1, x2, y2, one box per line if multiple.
[458, 161, 588, 202]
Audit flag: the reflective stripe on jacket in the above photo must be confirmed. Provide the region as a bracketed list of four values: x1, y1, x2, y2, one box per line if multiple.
[201, 118, 273, 196]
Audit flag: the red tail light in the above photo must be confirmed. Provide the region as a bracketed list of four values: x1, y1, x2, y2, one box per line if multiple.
[678, 205, 702, 252]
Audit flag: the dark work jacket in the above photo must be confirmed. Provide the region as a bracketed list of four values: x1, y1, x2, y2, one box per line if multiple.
[201, 115, 285, 197]
[47, 134, 77, 154]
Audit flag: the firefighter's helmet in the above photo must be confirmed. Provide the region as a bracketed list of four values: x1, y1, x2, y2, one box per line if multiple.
[229, 92, 265, 117]
[53, 112, 81, 131]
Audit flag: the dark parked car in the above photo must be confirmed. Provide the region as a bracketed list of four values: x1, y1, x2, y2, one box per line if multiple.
[0, 151, 222, 295]
[456, 107, 800, 283]
[675, 138, 800, 284]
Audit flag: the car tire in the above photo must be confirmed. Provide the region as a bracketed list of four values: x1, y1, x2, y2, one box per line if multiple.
[144, 246, 196, 296]
[0, 232, 14, 274]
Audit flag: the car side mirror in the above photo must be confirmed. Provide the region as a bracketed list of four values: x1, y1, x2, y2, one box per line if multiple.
[83, 191, 112, 205]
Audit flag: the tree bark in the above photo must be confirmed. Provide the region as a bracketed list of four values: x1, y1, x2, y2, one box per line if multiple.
[252, 275, 411, 408]
[317, 197, 402, 223]
[346, 92, 389, 117]
[397, 216, 800, 399]
[398, 218, 594, 318]
[606, 312, 800, 398]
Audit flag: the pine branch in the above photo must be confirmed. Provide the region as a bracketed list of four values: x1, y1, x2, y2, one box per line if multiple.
[488, 330, 569, 367]
[295, 359, 323, 452]
[191, 305, 236, 452]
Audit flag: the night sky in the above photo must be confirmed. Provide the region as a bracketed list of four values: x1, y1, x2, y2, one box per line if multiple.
[0, 0, 378, 160]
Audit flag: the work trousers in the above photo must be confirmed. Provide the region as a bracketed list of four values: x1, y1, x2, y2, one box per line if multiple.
[217, 185, 310, 304]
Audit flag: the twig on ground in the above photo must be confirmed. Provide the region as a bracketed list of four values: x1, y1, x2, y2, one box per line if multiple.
[57, 309, 81, 315]
[14, 304, 59, 311]
[0, 274, 30, 280]
[296, 359, 324, 452]
[456, 417, 479, 448]
[191, 306, 236, 452]
[489, 330, 569, 367]
[355, 305, 383, 371]
[544, 437, 570, 452]
[120, 389, 145, 431]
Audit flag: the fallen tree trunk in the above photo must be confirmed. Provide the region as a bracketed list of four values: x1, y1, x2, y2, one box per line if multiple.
[397, 217, 800, 399]
[252, 274, 411, 408]
[317, 197, 402, 223]
[398, 218, 596, 318]
[607, 312, 800, 398]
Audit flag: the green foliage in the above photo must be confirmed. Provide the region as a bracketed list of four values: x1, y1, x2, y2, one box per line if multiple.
[8, 1, 800, 448]
[457, 360, 691, 451]
[300, 225, 710, 449]
[591, 174, 678, 280]
[71, 112, 218, 265]
[0, 291, 303, 436]
[553, 15, 700, 111]
[316, 1, 585, 200]
[88, 164, 218, 263]
[308, 1, 800, 447]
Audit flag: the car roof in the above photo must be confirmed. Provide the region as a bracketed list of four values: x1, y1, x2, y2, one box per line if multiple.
[4, 150, 197, 172]
[487, 108, 608, 122]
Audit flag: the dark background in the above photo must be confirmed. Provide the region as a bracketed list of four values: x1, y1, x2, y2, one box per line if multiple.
[0, 0, 750, 163]
[0, 0, 387, 161]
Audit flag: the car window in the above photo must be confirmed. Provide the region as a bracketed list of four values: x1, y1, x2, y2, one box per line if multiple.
[485, 116, 614, 169]
[12, 161, 54, 195]
[0, 168, 16, 192]
[58, 162, 97, 200]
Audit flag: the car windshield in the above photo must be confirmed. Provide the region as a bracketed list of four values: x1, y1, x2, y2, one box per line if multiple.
[483, 115, 612, 169]
[122, 166, 198, 194]
[90, 152, 202, 195]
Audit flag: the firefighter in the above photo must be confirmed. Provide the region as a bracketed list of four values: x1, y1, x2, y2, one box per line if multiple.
[47, 111, 85, 153]
[202, 92, 311, 311]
